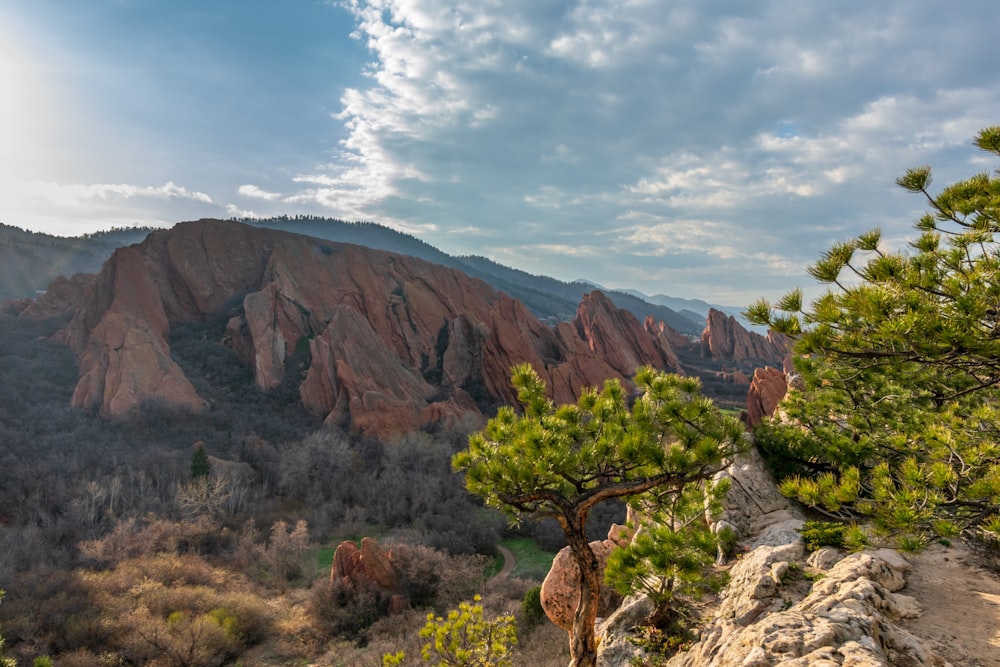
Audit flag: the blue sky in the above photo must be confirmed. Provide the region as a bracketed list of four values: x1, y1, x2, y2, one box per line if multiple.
[2, 0, 999, 304]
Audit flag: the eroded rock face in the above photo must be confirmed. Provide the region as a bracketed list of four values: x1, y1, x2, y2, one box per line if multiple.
[745, 366, 789, 427]
[597, 452, 947, 667]
[331, 536, 403, 597]
[712, 447, 803, 546]
[67, 245, 207, 416]
[700, 309, 787, 366]
[32, 219, 701, 437]
[6, 273, 95, 320]
[655, 548, 941, 667]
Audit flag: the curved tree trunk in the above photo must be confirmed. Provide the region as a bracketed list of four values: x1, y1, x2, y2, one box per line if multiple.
[565, 520, 603, 667]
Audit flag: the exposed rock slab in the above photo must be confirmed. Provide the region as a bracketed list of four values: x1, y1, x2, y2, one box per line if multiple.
[712, 447, 803, 542]
[746, 366, 789, 427]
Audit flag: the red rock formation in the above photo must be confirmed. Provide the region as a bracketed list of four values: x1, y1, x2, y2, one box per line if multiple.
[745, 366, 788, 427]
[701, 309, 787, 365]
[67, 245, 207, 417]
[29, 219, 696, 437]
[6, 273, 95, 320]
[331, 536, 402, 595]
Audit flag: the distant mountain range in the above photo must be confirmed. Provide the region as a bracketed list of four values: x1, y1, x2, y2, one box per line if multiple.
[1, 216, 754, 336]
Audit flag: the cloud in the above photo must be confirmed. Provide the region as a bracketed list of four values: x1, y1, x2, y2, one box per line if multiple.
[0, 177, 221, 236]
[238, 184, 281, 201]
[21, 180, 213, 205]
[310, 0, 1000, 304]
[8, 0, 1000, 303]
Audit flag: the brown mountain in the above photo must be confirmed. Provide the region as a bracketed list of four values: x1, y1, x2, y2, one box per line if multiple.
[24, 219, 690, 438]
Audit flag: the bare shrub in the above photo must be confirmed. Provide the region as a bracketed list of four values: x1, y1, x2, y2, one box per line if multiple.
[388, 542, 487, 609]
[175, 477, 231, 521]
[517, 619, 571, 666]
[121, 605, 238, 667]
[261, 519, 310, 591]
[79, 515, 226, 565]
[53, 649, 124, 667]
[212, 592, 274, 646]
[308, 577, 386, 640]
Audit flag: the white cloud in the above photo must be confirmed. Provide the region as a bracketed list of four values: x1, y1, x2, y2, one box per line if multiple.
[19, 180, 213, 205]
[7, 0, 1000, 303]
[225, 203, 257, 218]
[238, 184, 281, 201]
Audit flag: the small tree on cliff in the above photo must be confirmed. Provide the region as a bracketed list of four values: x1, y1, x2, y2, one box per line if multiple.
[747, 126, 1000, 548]
[453, 364, 744, 667]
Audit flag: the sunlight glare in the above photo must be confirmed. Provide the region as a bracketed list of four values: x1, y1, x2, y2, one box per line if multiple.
[0, 22, 61, 181]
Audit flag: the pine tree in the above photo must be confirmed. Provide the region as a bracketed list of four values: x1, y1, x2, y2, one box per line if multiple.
[191, 443, 211, 480]
[747, 126, 1000, 548]
[453, 364, 744, 667]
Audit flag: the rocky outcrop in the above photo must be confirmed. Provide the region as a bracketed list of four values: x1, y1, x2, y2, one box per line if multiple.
[711, 447, 803, 546]
[745, 366, 789, 427]
[27, 219, 695, 437]
[596, 450, 950, 666]
[331, 537, 408, 612]
[67, 245, 207, 417]
[700, 309, 787, 366]
[660, 546, 941, 667]
[2, 273, 95, 320]
[331, 536, 402, 593]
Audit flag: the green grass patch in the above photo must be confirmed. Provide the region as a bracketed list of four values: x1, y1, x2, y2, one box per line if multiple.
[502, 538, 556, 581]
[483, 554, 503, 579]
[316, 546, 337, 571]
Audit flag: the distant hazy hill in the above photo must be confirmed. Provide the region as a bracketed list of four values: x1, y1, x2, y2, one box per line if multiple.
[0, 224, 155, 300]
[1, 216, 703, 335]
[618, 288, 765, 333]
[455, 255, 704, 335]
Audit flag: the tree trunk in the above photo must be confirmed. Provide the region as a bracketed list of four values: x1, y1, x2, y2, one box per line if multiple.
[566, 522, 603, 667]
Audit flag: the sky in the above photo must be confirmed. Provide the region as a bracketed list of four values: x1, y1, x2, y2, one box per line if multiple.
[2, 0, 999, 305]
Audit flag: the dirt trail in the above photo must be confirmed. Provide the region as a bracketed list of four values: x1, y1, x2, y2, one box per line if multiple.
[900, 542, 1000, 667]
[494, 544, 516, 580]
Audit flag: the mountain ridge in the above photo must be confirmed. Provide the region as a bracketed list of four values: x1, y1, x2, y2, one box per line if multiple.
[1, 217, 703, 335]
[9, 219, 787, 435]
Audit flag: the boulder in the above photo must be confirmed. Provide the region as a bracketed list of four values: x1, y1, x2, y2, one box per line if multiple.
[540, 526, 626, 632]
[331, 536, 402, 596]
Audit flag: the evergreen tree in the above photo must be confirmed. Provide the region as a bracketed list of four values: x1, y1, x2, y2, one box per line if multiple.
[191, 443, 211, 480]
[604, 477, 730, 629]
[453, 364, 744, 667]
[747, 126, 1000, 548]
